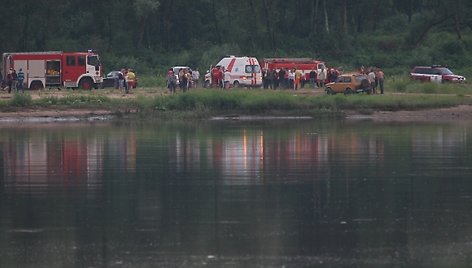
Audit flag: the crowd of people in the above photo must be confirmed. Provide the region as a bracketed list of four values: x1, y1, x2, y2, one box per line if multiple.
[166, 67, 200, 94]
[1, 63, 384, 95]
[261, 66, 340, 90]
[360, 66, 385, 94]
[0, 67, 25, 93]
[112, 68, 137, 94]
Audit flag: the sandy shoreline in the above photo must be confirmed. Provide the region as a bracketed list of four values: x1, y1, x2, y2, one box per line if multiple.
[345, 105, 472, 122]
[1, 105, 472, 123]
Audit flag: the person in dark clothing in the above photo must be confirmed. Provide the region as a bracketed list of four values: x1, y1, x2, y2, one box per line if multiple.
[7, 68, 15, 93]
[278, 68, 286, 89]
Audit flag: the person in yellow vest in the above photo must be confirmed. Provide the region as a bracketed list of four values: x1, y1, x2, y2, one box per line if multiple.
[294, 68, 303, 90]
[126, 69, 136, 93]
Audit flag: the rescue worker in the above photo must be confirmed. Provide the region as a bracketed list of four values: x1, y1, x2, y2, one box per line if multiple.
[126, 68, 135, 93]
[17, 68, 25, 92]
[294, 68, 303, 90]
[211, 66, 220, 87]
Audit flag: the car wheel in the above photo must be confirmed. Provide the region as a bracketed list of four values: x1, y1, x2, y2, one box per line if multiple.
[344, 88, 354, 95]
[233, 81, 240, 88]
[326, 87, 335, 95]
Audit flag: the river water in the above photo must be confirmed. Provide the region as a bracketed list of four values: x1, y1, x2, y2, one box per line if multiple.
[1, 118, 472, 267]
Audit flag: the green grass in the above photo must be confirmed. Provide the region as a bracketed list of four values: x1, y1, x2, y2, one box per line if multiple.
[1, 87, 471, 119]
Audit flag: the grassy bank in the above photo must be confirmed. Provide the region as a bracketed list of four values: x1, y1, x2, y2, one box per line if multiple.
[1, 87, 471, 119]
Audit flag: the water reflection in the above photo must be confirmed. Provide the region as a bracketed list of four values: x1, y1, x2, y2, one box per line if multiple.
[1, 120, 472, 267]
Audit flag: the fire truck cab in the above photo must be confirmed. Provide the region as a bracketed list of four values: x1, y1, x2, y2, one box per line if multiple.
[2, 51, 103, 90]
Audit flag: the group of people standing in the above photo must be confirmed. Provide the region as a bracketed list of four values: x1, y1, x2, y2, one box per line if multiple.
[262, 66, 338, 90]
[360, 66, 385, 94]
[166, 67, 200, 94]
[116, 68, 136, 94]
[0, 68, 25, 93]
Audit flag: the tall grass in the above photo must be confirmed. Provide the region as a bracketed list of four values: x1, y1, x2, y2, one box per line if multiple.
[1, 89, 471, 118]
[388, 75, 471, 95]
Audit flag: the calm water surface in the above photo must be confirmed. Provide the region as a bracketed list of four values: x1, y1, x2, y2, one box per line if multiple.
[1, 119, 472, 267]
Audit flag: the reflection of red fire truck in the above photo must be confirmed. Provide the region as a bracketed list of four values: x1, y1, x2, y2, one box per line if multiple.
[2, 51, 103, 90]
[261, 58, 328, 83]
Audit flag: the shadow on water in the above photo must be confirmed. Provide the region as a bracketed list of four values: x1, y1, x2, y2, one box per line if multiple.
[1, 119, 472, 267]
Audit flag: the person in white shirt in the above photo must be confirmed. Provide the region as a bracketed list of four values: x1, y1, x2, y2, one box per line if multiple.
[192, 69, 200, 88]
[224, 69, 231, 89]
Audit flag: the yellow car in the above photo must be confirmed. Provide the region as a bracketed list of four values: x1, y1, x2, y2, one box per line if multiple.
[325, 73, 372, 95]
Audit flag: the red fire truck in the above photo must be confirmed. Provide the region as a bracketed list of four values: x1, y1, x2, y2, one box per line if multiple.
[261, 58, 329, 85]
[2, 50, 103, 90]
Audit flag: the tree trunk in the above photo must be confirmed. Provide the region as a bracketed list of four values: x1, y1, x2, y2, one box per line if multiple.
[314, 0, 319, 32]
[211, 0, 222, 45]
[454, 14, 463, 41]
[323, 0, 329, 33]
[262, 0, 276, 51]
[343, 0, 348, 34]
[372, 0, 379, 31]
[137, 17, 146, 48]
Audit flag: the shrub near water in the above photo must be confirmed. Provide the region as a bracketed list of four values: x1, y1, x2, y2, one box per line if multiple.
[162, 90, 312, 113]
[10, 93, 33, 107]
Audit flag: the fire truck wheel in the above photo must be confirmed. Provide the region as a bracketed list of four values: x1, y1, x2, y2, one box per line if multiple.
[29, 81, 44, 90]
[79, 78, 94, 90]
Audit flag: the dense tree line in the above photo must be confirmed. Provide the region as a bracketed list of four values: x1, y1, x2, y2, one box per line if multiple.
[1, 0, 472, 74]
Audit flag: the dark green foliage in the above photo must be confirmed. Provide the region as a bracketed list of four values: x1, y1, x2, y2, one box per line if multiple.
[1, 0, 472, 77]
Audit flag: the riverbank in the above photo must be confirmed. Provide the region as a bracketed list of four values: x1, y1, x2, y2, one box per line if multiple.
[1, 88, 472, 122]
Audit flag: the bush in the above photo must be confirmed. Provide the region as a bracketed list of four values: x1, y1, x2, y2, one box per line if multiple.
[10, 93, 33, 107]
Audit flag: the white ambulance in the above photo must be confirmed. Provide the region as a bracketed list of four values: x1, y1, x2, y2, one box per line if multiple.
[204, 56, 262, 88]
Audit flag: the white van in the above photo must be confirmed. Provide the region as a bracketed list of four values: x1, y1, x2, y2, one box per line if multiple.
[204, 56, 262, 88]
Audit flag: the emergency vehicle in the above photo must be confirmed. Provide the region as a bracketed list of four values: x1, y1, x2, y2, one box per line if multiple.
[204, 56, 262, 88]
[261, 58, 329, 85]
[2, 50, 103, 90]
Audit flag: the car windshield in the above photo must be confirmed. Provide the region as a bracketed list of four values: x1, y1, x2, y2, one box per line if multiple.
[438, 68, 453, 75]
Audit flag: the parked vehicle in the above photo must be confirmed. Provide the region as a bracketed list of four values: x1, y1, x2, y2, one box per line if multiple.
[204, 56, 262, 88]
[261, 58, 328, 86]
[101, 71, 121, 88]
[325, 73, 372, 95]
[410, 65, 466, 83]
[2, 50, 103, 90]
[101, 70, 138, 89]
